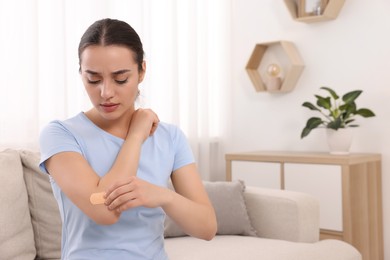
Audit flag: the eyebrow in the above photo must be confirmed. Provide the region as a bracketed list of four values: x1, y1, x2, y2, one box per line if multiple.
[112, 69, 131, 75]
[84, 69, 131, 75]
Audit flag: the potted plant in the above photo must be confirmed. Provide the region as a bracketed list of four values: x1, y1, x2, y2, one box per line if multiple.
[301, 86, 375, 153]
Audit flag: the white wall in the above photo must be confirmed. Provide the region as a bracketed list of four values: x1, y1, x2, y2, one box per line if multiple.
[228, 0, 390, 258]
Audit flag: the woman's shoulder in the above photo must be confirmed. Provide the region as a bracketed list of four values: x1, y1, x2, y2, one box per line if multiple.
[44, 112, 85, 127]
[154, 122, 189, 146]
[157, 121, 176, 131]
[40, 112, 86, 136]
[156, 122, 184, 137]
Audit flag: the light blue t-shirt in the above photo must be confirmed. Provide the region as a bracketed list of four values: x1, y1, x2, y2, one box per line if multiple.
[39, 112, 194, 260]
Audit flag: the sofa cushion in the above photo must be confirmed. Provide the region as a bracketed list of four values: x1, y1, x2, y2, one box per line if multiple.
[164, 180, 257, 237]
[165, 235, 362, 260]
[0, 149, 36, 259]
[20, 150, 62, 260]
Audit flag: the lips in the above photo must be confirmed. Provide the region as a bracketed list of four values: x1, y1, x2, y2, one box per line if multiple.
[100, 103, 119, 113]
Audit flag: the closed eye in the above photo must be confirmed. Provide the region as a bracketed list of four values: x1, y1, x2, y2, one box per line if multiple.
[115, 79, 128, 84]
[88, 79, 101, 84]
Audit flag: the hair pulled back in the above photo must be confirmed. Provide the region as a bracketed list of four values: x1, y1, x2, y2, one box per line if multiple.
[78, 18, 144, 72]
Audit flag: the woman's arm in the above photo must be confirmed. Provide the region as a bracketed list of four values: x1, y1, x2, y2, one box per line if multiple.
[104, 163, 217, 240]
[165, 164, 217, 240]
[44, 109, 159, 225]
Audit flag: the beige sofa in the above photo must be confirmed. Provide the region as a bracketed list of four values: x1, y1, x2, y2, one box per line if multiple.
[0, 149, 362, 260]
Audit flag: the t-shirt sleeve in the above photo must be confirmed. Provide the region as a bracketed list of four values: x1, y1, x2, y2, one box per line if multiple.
[39, 121, 82, 174]
[172, 126, 195, 171]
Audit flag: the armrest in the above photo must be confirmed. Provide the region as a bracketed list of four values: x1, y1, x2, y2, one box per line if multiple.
[244, 186, 319, 243]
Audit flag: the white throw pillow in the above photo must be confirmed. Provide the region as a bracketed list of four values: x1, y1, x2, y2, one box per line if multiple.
[20, 150, 62, 260]
[0, 149, 36, 259]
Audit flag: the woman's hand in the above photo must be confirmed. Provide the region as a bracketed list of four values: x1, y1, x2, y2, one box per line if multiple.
[127, 108, 159, 142]
[104, 176, 173, 213]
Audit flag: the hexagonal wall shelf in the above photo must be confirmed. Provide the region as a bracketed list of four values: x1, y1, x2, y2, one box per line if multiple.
[284, 0, 345, 23]
[246, 41, 304, 93]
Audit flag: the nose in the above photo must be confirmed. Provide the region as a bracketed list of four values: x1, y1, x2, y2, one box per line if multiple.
[100, 81, 115, 100]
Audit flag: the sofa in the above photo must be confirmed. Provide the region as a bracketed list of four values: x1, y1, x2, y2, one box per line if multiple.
[0, 149, 362, 260]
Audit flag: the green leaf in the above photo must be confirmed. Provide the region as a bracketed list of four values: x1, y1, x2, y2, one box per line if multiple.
[327, 117, 343, 130]
[340, 102, 356, 112]
[315, 95, 331, 110]
[301, 117, 324, 138]
[344, 119, 355, 125]
[320, 86, 339, 100]
[302, 102, 321, 111]
[341, 102, 356, 120]
[301, 87, 375, 140]
[355, 108, 375, 117]
[342, 90, 362, 104]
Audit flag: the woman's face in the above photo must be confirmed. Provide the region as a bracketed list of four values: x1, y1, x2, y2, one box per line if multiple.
[80, 45, 145, 120]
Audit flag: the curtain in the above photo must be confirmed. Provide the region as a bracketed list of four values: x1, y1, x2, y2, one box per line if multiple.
[0, 0, 231, 180]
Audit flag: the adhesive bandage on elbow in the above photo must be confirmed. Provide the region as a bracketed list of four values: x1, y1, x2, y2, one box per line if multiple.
[90, 192, 106, 205]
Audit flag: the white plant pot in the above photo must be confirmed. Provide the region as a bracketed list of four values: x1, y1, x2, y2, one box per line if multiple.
[326, 128, 355, 155]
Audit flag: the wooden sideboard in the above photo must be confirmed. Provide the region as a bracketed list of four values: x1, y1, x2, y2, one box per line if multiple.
[225, 151, 383, 260]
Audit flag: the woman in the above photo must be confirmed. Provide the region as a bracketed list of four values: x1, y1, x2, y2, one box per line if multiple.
[39, 18, 217, 260]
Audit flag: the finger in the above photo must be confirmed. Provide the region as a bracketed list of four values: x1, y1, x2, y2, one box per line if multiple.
[150, 122, 159, 135]
[116, 198, 142, 213]
[150, 112, 159, 134]
[105, 182, 135, 205]
[105, 177, 135, 198]
[107, 192, 137, 211]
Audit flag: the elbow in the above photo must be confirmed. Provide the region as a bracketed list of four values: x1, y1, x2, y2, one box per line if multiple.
[202, 230, 216, 241]
[199, 217, 217, 241]
[206, 221, 218, 241]
[184, 214, 217, 241]
[198, 207, 217, 241]
[199, 227, 217, 241]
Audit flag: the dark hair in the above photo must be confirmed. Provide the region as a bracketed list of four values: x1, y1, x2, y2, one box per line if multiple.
[78, 18, 144, 72]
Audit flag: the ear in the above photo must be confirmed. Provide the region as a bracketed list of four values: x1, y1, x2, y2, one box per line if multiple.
[138, 61, 146, 83]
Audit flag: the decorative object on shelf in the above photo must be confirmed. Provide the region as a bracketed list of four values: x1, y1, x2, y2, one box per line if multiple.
[298, 0, 328, 17]
[300, 87, 376, 154]
[284, 0, 345, 23]
[266, 63, 282, 91]
[246, 41, 304, 93]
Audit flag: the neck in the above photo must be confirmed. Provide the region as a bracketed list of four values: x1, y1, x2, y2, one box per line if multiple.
[84, 108, 133, 139]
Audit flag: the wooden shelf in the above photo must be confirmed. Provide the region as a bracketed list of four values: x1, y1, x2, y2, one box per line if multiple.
[246, 41, 304, 93]
[284, 0, 346, 23]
